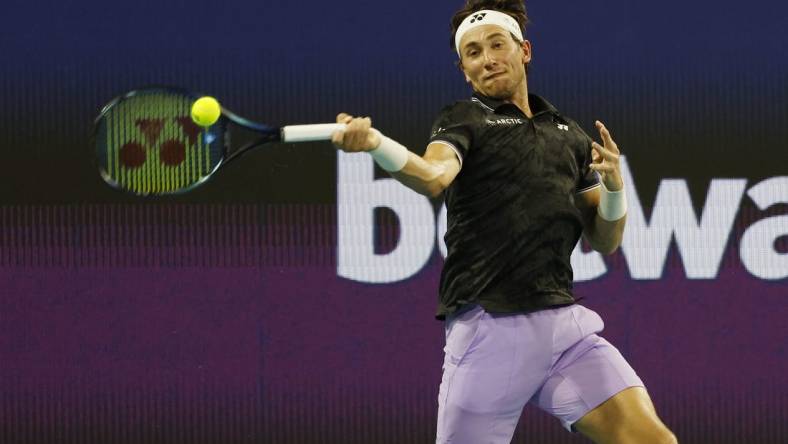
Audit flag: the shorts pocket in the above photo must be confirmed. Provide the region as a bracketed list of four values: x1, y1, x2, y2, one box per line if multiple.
[443, 306, 486, 367]
[570, 305, 605, 337]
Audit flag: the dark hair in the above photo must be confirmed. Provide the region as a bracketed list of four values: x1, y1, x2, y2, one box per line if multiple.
[450, 0, 529, 52]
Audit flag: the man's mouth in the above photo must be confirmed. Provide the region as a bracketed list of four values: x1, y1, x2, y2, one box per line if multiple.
[484, 72, 505, 81]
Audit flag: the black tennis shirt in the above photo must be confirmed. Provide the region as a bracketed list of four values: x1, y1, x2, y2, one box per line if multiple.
[430, 92, 600, 320]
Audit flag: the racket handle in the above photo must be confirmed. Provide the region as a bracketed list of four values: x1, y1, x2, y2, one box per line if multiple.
[281, 123, 347, 142]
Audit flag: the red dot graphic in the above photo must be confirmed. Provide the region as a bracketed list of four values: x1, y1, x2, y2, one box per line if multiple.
[119, 142, 146, 169]
[160, 139, 186, 166]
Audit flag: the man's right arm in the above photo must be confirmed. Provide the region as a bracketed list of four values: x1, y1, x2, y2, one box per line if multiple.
[332, 113, 461, 198]
[389, 143, 461, 197]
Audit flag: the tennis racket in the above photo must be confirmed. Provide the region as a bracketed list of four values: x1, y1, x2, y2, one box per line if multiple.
[94, 87, 345, 195]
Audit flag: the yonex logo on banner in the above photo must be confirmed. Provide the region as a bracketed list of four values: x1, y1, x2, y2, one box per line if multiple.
[470, 13, 487, 23]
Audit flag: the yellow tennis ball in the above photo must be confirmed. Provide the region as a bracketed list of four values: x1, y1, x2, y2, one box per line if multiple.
[191, 96, 221, 127]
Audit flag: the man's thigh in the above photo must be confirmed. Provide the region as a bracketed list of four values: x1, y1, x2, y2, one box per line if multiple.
[437, 306, 554, 444]
[573, 387, 676, 444]
[530, 334, 645, 432]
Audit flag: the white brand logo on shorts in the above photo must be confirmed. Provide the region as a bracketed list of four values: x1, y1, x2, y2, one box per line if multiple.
[557, 124, 569, 131]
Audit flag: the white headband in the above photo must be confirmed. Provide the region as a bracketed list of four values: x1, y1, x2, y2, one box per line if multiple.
[454, 10, 524, 56]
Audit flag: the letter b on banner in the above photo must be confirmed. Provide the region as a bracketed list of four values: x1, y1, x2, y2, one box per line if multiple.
[337, 152, 435, 283]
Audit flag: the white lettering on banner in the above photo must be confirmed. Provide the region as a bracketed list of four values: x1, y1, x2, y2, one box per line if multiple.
[619, 157, 748, 279]
[570, 241, 607, 282]
[437, 204, 448, 258]
[740, 177, 788, 280]
[337, 152, 786, 283]
[337, 152, 435, 283]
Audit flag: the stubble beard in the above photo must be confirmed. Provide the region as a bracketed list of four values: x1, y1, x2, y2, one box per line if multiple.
[483, 75, 518, 100]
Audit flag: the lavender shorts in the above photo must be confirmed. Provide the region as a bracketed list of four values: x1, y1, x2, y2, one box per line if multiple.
[436, 304, 644, 443]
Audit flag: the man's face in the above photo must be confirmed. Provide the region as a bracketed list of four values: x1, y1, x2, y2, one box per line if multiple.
[458, 24, 531, 99]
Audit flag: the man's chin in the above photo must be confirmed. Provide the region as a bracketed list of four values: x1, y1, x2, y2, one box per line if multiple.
[472, 78, 515, 99]
[482, 87, 513, 100]
[475, 79, 512, 98]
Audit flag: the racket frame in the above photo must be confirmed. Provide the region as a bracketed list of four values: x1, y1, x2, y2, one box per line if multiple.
[94, 86, 342, 196]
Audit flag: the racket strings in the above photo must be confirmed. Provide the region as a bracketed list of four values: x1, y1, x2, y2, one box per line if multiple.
[100, 91, 222, 194]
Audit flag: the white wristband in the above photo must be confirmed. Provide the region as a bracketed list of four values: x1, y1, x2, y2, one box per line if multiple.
[368, 129, 409, 172]
[597, 182, 627, 221]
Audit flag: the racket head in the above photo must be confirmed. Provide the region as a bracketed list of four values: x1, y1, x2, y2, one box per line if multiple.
[95, 87, 229, 196]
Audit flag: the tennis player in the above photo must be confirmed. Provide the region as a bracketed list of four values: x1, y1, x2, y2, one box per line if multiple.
[333, 1, 677, 442]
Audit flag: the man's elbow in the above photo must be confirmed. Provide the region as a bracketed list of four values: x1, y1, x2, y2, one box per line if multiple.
[425, 178, 450, 198]
[595, 244, 620, 256]
[426, 184, 446, 198]
[587, 236, 622, 256]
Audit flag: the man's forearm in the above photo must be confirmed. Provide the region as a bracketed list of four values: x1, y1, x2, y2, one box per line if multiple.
[390, 153, 449, 198]
[586, 214, 626, 255]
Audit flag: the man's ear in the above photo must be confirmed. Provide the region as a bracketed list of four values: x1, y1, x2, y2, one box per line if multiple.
[520, 40, 532, 64]
[458, 60, 471, 83]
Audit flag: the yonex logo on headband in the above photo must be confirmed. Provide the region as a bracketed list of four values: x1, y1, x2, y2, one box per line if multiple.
[470, 13, 487, 23]
[455, 9, 524, 56]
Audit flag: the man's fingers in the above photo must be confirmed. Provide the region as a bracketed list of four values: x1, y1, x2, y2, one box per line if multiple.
[349, 117, 371, 131]
[346, 118, 363, 147]
[347, 116, 367, 131]
[592, 142, 617, 161]
[331, 128, 345, 146]
[591, 148, 601, 163]
[334, 113, 352, 148]
[345, 117, 371, 147]
[589, 162, 615, 173]
[332, 115, 376, 152]
[595, 120, 618, 152]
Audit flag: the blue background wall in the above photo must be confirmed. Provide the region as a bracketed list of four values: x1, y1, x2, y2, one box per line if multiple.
[1, 1, 786, 442]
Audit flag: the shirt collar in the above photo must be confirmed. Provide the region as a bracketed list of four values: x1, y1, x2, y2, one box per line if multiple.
[471, 92, 559, 116]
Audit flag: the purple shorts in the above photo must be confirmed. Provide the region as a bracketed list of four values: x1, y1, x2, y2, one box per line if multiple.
[436, 304, 644, 443]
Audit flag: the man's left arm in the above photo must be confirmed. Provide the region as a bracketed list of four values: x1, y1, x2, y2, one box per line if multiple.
[575, 121, 628, 255]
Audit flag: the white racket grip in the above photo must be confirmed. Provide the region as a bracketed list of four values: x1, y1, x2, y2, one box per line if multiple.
[281, 123, 347, 142]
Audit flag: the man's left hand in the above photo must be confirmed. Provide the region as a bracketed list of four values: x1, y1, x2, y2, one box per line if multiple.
[589, 120, 624, 191]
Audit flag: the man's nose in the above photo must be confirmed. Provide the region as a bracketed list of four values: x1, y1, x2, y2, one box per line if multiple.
[482, 49, 497, 66]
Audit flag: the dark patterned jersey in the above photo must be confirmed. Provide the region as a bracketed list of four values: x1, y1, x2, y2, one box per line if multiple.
[430, 93, 600, 320]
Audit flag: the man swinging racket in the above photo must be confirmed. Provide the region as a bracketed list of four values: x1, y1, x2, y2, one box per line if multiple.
[332, 1, 678, 442]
